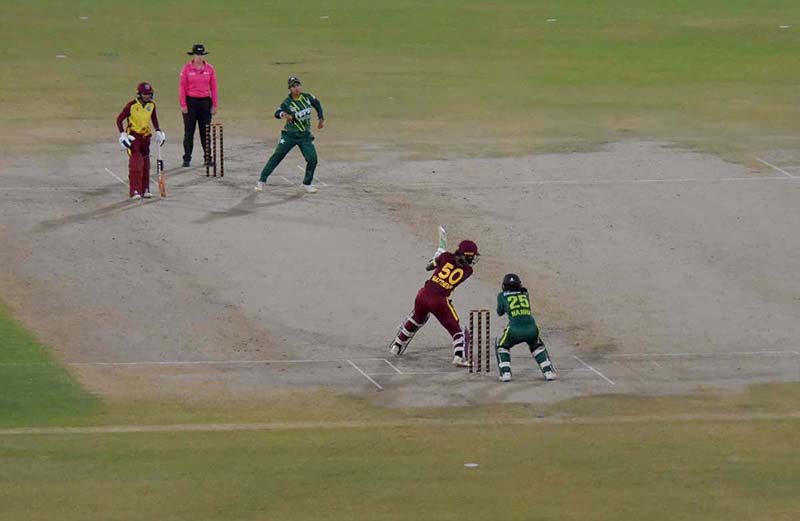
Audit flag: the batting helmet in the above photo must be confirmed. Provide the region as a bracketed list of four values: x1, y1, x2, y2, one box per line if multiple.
[136, 82, 154, 100]
[456, 240, 480, 264]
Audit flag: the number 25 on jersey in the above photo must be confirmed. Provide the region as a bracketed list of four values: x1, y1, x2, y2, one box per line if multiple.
[508, 294, 529, 310]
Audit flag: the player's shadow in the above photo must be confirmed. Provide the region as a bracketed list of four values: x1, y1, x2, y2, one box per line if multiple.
[32, 199, 160, 233]
[192, 191, 303, 224]
[31, 165, 215, 232]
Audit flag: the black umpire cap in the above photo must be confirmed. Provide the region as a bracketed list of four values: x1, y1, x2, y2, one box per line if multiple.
[187, 43, 209, 55]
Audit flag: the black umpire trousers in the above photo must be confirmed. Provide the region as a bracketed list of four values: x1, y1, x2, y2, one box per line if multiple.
[182, 96, 213, 163]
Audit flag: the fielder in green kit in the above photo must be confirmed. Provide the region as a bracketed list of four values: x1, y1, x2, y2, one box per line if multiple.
[255, 76, 324, 193]
[495, 273, 557, 382]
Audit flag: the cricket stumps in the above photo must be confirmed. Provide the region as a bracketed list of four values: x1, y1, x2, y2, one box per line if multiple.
[468, 309, 491, 373]
[205, 123, 224, 177]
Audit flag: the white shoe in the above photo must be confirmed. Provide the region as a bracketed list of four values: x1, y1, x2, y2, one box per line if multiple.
[142, 191, 153, 199]
[452, 355, 470, 367]
[131, 193, 141, 200]
[544, 370, 557, 381]
[303, 184, 318, 193]
[254, 181, 265, 192]
[389, 342, 404, 356]
[500, 373, 512, 382]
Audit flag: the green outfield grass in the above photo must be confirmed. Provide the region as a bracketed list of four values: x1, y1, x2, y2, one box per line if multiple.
[2, 420, 799, 521]
[3, 2, 800, 518]
[2, 0, 799, 159]
[2, 295, 800, 519]
[0, 305, 98, 427]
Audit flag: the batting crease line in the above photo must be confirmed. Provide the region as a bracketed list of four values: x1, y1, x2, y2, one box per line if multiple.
[573, 355, 616, 385]
[601, 350, 800, 358]
[391, 176, 793, 190]
[373, 370, 462, 376]
[0, 187, 112, 191]
[3, 176, 793, 194]
[103, 167, 128, 186]
[0, 357, 397, 367]
[297, 165, 328, 186]
[756, 157, 796, 178]
[382, 358, 403, 374]
[346, 359, 384, 391]
[4, 351, 796, 368]
[366, 368, 594, 377]
[408, 371, 478, 375]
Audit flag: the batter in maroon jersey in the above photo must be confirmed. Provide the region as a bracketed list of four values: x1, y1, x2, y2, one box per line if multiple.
[390, 240, 480, 367]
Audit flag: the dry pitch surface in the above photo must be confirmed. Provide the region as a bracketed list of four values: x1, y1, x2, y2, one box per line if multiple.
[1, 140, 798, 408]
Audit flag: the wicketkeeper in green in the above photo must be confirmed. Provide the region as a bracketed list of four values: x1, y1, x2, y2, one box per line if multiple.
[495, 273, 556, 382]
[255, 76, 324, 194]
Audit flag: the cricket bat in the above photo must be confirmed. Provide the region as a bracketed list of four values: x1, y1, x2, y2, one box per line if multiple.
[157, 145, 166, 197]
[427, 226, 447, 271]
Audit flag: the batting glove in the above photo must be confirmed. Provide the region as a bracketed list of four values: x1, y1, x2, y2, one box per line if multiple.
[118, 132, 135, 149]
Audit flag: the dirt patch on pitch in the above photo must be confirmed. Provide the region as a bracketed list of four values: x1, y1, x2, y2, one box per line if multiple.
[1, 140, 798, 407]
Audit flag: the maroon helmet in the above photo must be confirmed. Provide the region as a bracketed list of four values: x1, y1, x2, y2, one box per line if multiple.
[136, 82, 154, 100]
[456, 239, 480, 265]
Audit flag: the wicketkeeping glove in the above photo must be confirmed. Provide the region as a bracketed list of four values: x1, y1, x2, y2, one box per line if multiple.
[118, 132, 135, 149]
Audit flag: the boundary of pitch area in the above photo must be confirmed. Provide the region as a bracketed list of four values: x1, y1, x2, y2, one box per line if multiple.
[3, 350, 797, 392]
[2, 165, 798, 193]
[2, 411, 800, 436]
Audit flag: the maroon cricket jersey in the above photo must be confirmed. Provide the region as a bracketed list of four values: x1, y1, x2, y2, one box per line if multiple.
[422, 251, 473, 297]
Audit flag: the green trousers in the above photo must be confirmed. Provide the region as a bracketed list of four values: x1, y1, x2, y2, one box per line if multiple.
[260, 131, 318, 185]
[495, 323, 553, 376]
[497, 323, 540, 350]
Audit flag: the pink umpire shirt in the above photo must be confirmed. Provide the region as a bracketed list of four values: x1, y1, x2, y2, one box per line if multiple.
[179, 61, 218, 110]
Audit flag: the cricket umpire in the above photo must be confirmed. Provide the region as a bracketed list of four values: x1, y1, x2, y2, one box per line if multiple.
[179, 43, 218, 167]
[255, 76, 324, 193]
